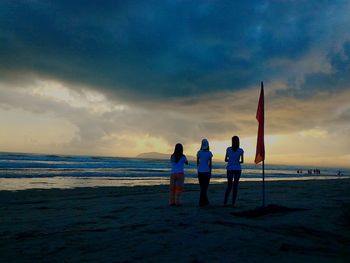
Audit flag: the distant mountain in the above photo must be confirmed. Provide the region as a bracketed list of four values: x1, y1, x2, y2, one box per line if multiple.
[136, 152, 196, 161]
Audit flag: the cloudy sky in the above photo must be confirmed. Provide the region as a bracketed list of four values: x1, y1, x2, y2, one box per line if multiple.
[1, 1, 350, 167]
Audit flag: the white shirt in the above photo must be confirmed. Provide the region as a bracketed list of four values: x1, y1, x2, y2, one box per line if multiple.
[171, 155, 188, 174]
[197, 150, 213, 173]
[226, 147, 244, 171]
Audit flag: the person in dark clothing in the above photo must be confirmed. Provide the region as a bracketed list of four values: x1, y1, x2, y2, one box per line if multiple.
[196, 139, 213, 207]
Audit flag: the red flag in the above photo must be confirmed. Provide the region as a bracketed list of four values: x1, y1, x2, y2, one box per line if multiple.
[255, 82, 265, 164]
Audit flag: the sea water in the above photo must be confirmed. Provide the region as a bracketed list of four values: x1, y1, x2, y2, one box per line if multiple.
[0, 152, 348, 190]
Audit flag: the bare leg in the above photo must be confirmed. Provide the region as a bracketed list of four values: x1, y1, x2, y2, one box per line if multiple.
[232, 170, 241, 206]
[224, 171, 234, 205]
[169, 174, 175, 205]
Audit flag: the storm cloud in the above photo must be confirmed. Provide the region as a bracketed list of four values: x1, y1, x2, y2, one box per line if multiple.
[1, 1, 350, 101]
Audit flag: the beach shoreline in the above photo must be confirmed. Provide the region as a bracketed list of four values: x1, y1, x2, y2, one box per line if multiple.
[1, 179, 350, 262]
[1, 175, 349, 191]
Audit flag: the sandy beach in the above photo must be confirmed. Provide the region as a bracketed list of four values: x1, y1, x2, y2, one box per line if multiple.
[1, 179, 350, 262]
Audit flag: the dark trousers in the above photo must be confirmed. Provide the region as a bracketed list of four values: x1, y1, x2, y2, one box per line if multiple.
[198, 172, 211, 206]
[224, 170, 241, 206]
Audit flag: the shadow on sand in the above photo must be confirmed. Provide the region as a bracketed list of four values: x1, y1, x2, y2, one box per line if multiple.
[231, 204, 309, 218]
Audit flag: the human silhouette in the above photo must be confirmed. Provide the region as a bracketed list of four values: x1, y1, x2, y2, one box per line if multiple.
[224, 136, 244, 206]
[196, 139, 213, 207]
[169, 143, 188, 206]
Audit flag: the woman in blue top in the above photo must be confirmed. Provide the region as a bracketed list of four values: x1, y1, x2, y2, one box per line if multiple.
[169, 143, 188, 206]
[197, 139, 213, 207]
[224, 136, 244, 206]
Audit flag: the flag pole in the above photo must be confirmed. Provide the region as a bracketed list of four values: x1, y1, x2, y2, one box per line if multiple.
[262, 80, 265, 208]
[262, 160, 265, 207]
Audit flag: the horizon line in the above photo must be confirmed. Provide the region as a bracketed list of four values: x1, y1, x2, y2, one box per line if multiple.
[0, 150, 348, 170]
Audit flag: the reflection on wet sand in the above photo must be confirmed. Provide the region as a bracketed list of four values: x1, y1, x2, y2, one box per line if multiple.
[1, 176, 349, 191]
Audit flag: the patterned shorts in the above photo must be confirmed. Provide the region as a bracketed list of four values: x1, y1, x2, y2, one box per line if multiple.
[169, 173, 184, 193]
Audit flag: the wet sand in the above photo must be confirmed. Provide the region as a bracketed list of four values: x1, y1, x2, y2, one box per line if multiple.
[1, 179, 350, 262]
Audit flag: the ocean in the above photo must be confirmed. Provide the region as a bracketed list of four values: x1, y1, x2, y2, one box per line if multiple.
[0, 152, 348, 190]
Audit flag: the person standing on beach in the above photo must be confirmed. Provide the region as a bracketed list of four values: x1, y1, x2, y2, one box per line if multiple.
[197, 139, 213, 207]
[224, 136, 244, 206]
[169, 143, 188, 206]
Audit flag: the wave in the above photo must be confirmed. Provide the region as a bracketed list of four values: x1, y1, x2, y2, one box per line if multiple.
[0, 152, 348, 179]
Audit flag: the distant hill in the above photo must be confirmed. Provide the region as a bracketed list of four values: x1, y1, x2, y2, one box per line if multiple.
[136, 152, 196, 161]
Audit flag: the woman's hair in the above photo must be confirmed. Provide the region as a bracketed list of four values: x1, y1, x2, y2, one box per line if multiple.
[171, 143, 183, 163]
[200, 138, 209, 151]
[232, 136, 240, 151]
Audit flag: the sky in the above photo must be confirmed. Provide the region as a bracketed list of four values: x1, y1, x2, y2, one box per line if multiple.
[1, 1, 350, 168]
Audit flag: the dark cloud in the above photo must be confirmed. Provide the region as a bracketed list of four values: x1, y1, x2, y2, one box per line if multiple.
[1, 0, 346, 101]
[302, 41, 350, 93]
[278, 41, 350, 99]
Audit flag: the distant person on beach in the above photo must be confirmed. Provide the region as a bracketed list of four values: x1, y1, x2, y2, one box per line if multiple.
[197, 139, 213, 207]
[169, 143, 188, 206]
[224, 136, 244, 206]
